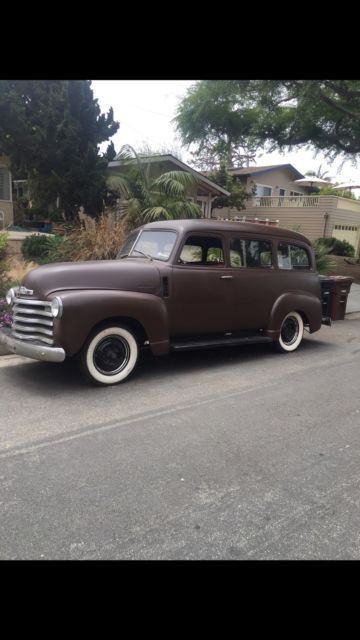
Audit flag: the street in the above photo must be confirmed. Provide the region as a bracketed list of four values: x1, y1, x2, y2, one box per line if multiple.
[1, 315, 360, 559]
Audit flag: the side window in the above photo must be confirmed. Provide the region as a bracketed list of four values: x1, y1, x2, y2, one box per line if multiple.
[278, 243, 310, 269]
[230, 238, 272, 268]
[179, 236, 224, 265]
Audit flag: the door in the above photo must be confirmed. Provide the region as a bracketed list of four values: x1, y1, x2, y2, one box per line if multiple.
[168, 233, 233, 337]
[229, 235, 276, 330]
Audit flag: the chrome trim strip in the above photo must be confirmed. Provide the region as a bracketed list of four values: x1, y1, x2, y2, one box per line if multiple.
[0, 328, 65, 362]
[13, 315, 53, 326]
[13, 306, 53, 318]
[12, 331, 54, 345]
[13, 297, 51, 308]
[13, 323, 54, 336]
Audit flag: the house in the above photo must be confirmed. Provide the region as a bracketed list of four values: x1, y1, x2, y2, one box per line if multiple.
[0, 155, 14, 230]
[210, 164, 360, 256]
[107, 154, 230, 219]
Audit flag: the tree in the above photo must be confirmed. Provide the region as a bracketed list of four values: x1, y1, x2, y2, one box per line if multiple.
[135, 142, 185, 162]
[175, 80, 360, 164]
[107, 145, 202, 229]
[0, 80, 119, 219]
[305, 164, 334, 181]
[175, 81, 259, 169]
[207, 163, 256, 211]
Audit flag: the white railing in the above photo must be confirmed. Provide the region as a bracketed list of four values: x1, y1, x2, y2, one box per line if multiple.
[253, 196, 320, 208]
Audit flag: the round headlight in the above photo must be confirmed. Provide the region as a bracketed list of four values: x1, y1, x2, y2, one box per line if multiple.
[5, 288, 15, 305]
[50, 296, 63, 318]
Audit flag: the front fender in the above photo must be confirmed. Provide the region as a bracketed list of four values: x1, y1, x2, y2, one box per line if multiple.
[265, 292, 322, 338]
[52, 289, 169, 356]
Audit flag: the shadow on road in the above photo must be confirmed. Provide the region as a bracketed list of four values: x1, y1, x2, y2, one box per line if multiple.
[4, 332, 334, 396]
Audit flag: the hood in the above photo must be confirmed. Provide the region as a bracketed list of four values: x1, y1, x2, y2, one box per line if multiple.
[22, 259, 162, 299]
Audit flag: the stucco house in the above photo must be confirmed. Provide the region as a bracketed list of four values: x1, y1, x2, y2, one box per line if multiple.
[0, 155, 14, 229]
[108, 154, 230, 219]
[211, 164, 360, 256]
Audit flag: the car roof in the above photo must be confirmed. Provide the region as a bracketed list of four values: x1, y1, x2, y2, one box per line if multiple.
[140, 219, 312, 246]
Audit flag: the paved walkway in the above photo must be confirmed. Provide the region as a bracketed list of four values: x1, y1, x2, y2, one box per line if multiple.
[346, 283, 360, 314]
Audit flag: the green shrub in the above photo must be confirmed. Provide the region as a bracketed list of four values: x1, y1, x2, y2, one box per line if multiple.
[0, 232, 8, 260]
[314, 236, 355, 257]
[45, 235, 70, 262]
[21, 234, 51, 263]
[332, 239, 355, 257]
[312, 242, 336, 274]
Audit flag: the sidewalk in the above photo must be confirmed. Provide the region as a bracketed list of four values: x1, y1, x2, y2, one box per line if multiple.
[346, 283, 360, 314]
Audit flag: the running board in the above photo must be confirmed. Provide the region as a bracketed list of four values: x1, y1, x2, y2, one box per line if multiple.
[171, 335, 272, 352]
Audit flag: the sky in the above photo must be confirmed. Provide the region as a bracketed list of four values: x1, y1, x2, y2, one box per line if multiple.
[92, 80, 360, 193]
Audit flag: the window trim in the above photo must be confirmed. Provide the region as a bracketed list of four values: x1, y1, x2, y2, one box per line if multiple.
[174, 232, 226, 268]
[276, 241, 312, 271]
[229, 236, 274, 269]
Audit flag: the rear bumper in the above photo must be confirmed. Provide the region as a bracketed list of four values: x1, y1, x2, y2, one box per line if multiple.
[0, 327, 66, 363]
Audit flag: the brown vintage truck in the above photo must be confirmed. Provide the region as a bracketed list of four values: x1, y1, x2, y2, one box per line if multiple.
[0, 219, 350, 385]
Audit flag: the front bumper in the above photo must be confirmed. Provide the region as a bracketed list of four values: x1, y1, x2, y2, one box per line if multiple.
[0, 327, 66, 363]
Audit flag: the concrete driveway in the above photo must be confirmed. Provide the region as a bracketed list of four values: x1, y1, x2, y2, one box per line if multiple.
[346, 283, 360, 314]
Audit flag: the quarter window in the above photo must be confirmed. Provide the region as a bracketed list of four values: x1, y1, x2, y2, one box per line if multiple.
[278, 243, 310, 269]
[230, 238, 273, 268]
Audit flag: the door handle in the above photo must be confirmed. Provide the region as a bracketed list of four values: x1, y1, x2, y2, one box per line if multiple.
[220, 275, 233, 279]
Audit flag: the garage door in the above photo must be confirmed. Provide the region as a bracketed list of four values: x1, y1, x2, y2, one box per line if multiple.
[332, 224, 358, 249]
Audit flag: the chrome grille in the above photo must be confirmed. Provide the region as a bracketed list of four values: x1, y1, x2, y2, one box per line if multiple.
[11, 297, 54, 345]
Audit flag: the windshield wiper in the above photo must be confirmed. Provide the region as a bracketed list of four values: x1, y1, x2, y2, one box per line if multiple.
[130, 249, 153, 261]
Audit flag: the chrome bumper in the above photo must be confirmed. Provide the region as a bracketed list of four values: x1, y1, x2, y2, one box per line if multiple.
[0, 327, 66, 363]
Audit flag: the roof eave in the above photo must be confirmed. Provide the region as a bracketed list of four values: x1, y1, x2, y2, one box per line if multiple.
[108, 154, 230, 197]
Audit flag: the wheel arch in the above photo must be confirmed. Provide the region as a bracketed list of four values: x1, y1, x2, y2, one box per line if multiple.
[85, 316, 148, 346]
[265, 292, 322, 338]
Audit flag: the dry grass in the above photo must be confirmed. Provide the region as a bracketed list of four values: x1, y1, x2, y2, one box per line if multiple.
[56, 211, 127, 262]
[7, 255, 38, 285]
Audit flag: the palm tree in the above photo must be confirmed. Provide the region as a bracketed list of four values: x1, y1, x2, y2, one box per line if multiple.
[305, 164, 334, 182]
[107, 145, 202, 230]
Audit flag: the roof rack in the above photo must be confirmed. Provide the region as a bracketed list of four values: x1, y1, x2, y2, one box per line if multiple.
[215, 216, 279, 226]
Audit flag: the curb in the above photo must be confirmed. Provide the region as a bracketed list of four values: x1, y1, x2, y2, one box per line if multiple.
[0, 344, 12, 356]
[0, 354, 34, 368]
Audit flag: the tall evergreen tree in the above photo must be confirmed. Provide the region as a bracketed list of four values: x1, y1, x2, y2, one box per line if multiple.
[0, 80, 119, 219]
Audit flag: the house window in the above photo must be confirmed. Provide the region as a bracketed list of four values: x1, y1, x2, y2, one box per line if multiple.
[289, 191, 303, 197]
[256, 185, 272, 197]
[0, 167, 10, 201]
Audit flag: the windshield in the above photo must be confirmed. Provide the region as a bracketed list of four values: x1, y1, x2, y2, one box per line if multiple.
[117, 230, 177, 261]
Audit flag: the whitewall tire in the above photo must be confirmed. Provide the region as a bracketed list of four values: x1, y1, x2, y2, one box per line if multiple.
[275, 311, 304, 353]
[79, 325, 139, 386]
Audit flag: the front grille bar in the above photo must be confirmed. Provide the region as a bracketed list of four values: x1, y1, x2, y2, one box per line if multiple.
[11, 297, 54, 346]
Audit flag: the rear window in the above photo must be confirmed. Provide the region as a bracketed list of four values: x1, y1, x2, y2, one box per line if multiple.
[230, 238, 273, 268]
[277, 243, 311, 270]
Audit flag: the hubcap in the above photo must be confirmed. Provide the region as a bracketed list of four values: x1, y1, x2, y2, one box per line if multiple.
[93, 335, 130, 376]
[281, 316, 299, 346]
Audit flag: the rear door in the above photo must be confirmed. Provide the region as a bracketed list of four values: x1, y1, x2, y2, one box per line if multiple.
[229, 234, 276, 330]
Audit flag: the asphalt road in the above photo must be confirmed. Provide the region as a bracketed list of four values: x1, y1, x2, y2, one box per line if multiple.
[1, 315, 360, 560]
